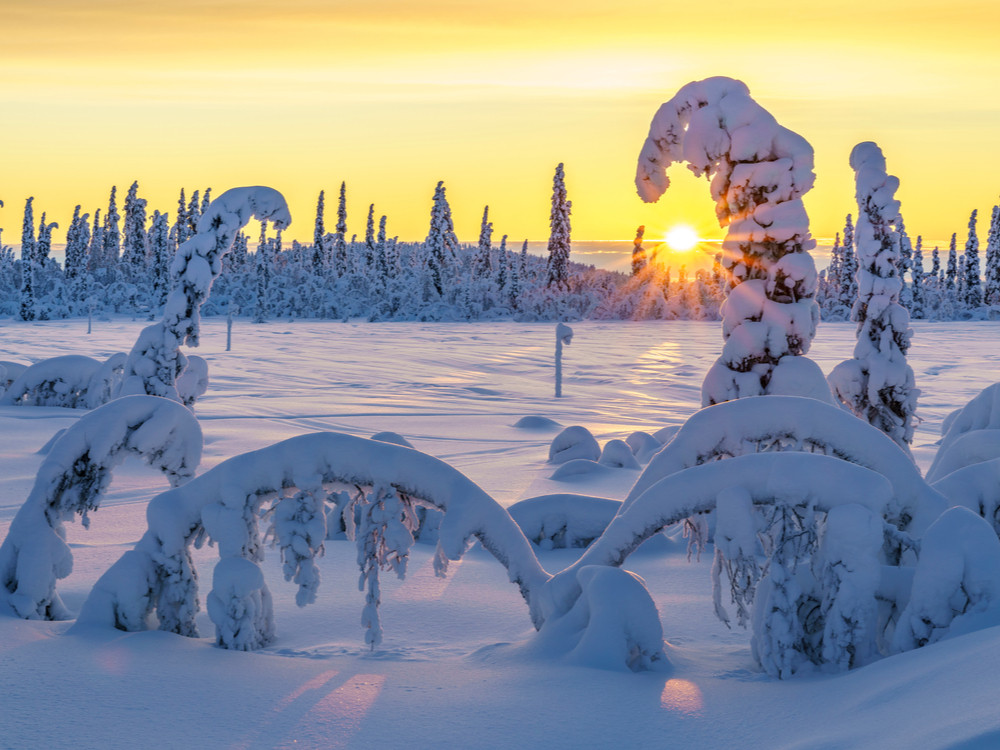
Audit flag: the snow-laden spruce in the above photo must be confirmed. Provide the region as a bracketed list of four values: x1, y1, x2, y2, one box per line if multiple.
[635, 77, 826, 405]
[116, 186, 291, 404]
[828, 142, 918, 449]
[0, 396, 201, 620]
[0, 353, 125, 409]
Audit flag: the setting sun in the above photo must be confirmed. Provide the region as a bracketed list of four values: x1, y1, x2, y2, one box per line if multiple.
[664, 225, 699, 252]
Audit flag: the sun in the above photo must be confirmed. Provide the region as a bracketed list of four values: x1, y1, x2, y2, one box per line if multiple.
[664, 225, 699, 252]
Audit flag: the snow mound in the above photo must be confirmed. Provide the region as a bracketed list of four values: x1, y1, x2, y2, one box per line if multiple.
[550, 459, 616, 481]
[625, 431, 662, 463]
[0, 353, 126, 409]
[548, 425, 600, 464]
[893, 507, 1000, 652]
[513, 415, 563, 430]
[507, 494, 622, 549]
[534, 565, 668, 672]
[598, 439, 641, 469]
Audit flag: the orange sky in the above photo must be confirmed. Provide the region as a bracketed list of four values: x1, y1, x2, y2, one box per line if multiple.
[3, 0, 999, 252]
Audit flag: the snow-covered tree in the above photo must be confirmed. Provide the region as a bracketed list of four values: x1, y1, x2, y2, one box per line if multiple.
[253, 221, 271, 324]
[635, 77, 824, 405]
[174, 188, 189, 245]
[333, 181, 348, 275]
[911, 236, 926, 319]
[829, 142, 917, 449]
[986, 204, 1000, 307]
[363, 203, 376, 273]
[121, 181, 148, 272]
[546, 163, 572, 289]
[19, 197, 36, 321]
[148, 210, 172, 308]
[117, 187, 291, 402]
[838, 215, 859, 315]
[312, 189, 326, 271]
[963, 209, 982, 309]
[87, 207, 103, 273]
[64, 206, 89, 283]
[103, 186, 121, 267]
[0, 396, 201, 620]
[424, 181, 459, 299]
[631, 225, 646, 276]
[476, 205, 493, 277]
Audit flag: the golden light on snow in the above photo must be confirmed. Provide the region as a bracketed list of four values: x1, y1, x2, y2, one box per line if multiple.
[664, 225, 699, 252]
[660, 678, 704, 715]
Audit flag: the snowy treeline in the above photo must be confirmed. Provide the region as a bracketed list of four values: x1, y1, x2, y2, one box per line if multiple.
[818, 201, 1000, 320]
[1, 180, 726, 325]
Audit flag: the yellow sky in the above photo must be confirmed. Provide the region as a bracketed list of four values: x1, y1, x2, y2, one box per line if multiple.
[3, 0, 999, 251]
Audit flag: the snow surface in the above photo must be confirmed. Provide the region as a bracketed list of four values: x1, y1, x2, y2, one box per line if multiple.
[2, 318, 1000, 748]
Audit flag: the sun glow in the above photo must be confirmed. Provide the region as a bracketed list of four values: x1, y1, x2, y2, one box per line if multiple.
[664, 225, 699, 252]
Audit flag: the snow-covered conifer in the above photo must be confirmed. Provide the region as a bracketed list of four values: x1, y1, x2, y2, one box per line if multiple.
[897, 218, 914, 310]
[121, 181, 148, 271]
[631, 225, 646, 276]
[945, 233, 958, 293]
[103, 186, 121, 267]
[87, 207, 103, 272]
[253, 221, 270, 324]
[546, 163, 572, 289]
[312, 189, 326, 271]
[963, 209, 982, 309]
[186, 189, 201, 239]
[200, 188, 211, 216]
[829, 142, 917, 449]
[375, 214, 389, 283]
[495, 234, 508, 294]
[986, 204, 1000, 306]
[424, 181, 459, 298]
[118, 187, 291, 401]
[148, 210, 172, 308]
[333, 181, 348, 275]
[911, 236, 925, 319]
[64, 206, 89, 282]
[363, 203, 376, 272]
[635, 77, 823, 405]
[175, 188, 189, 245]
[19, 197, 36, 321]
[838, 215, 858, 312]
[476, 206, 493, 277]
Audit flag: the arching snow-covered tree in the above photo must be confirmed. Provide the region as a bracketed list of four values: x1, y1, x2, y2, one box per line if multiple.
[0, 396, 201, 620]
[829, 142, 917, 449]
[117, 187, 291, 402]
[635, 77, 824, 405]
[546, 163, 572, 290]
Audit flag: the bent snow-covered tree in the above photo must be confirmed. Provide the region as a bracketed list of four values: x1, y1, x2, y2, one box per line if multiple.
[116, 187, 291, 403]
[635, 77, 826, 405]
[0, 396, 202, 620]
[77, 432, 550, 650]
[829, 142, 917, 449]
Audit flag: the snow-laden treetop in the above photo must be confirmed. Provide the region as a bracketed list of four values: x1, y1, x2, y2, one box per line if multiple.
[636, 77, 814, 232]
